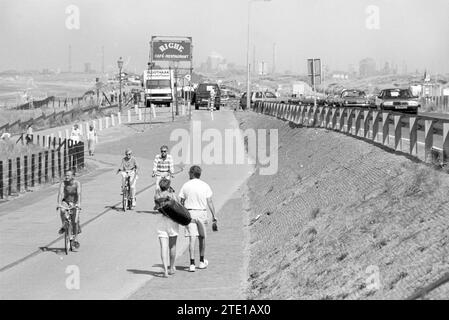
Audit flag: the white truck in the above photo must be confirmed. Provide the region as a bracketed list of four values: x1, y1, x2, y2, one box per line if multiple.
[142, 68, 174, 107]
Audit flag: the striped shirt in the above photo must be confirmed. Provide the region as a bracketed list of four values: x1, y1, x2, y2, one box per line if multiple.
[153, 154, 174, 174]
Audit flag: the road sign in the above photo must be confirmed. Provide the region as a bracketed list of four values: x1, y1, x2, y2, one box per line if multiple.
[307, 58, 322, 86]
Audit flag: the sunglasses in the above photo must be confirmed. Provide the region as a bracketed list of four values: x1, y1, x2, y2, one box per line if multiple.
[161, 150, 167, 153]
[126, 153, 132, 155]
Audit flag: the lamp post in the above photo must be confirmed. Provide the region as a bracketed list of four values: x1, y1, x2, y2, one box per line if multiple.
[246, 0, 271, 111]
[117, 57, 124, 112]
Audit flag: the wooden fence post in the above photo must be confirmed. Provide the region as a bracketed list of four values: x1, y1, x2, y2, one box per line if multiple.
[44, 151, 49, 183]
[51, 149, 55, 182]
[38, 152, 42, 184]
[31, 154, 35, 187]
[24, 155, 28, 191]
[8, 159, 12, 196]
[0, 161, 3, 199]
[16, 157, 21, 193]
[58, 138, 62, 178]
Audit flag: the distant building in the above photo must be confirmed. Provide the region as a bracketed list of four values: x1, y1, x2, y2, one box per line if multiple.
[359, 58, 376, 77]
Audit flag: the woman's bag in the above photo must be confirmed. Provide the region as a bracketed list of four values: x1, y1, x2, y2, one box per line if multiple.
[155, 197, 192, 226]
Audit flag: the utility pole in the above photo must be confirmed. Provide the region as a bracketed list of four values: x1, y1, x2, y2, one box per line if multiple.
[272, 43, 276, 74]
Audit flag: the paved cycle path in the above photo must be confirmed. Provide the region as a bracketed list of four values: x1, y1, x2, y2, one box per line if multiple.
[0, 108, 254, 299]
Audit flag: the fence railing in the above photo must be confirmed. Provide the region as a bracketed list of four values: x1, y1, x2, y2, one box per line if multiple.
[0, 135, 85, 200]
[252, 101, 449, 165]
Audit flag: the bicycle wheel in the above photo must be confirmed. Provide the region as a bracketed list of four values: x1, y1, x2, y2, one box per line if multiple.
[122, 187, 128, 212]
[64, 221, 70, 255]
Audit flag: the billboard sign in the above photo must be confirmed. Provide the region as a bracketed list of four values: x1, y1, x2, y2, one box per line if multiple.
[152, 39, 192, 61]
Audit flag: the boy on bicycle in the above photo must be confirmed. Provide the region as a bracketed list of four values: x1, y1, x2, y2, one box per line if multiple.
[57, 170, 81, 248]
[117, 148, 139, 208]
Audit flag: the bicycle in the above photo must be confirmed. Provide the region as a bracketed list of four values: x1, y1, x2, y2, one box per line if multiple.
[119, 170, 136, 212]
[57, 203, 81, 255]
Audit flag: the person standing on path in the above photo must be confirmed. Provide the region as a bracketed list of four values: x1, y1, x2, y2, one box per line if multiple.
[70, 124, 82, 143]
[86, 125, 97, 156]
[178, 165, 217, 272]
[152, 145, 175, 190]
[154, 178, 180, 277]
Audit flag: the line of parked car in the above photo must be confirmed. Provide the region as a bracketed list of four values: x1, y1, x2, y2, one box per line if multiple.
[238, 87, 421, 115]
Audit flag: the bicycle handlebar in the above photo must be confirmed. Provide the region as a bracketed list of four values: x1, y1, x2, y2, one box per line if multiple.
[57, 204, 81, 211]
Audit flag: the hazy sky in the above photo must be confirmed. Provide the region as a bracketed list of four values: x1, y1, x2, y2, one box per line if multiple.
[1, 0, 448, 74]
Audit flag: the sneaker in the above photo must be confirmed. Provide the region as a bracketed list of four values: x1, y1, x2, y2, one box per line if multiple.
[198, 259, 208, 269]
[189, 264, 196, 272]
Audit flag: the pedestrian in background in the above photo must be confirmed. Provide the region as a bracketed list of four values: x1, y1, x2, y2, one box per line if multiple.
[70, 124, 82, 143]
[86, 125, 97, 156]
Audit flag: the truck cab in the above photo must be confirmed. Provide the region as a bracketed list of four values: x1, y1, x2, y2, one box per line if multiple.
[143, 69, 174, 107]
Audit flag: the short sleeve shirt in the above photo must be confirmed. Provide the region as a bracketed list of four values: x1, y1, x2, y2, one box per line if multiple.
[178, 179, 213, 210]
[120, 157, 138, 171]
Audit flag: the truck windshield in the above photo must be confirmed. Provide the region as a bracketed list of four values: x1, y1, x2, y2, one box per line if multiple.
[146, 80, 171, 89]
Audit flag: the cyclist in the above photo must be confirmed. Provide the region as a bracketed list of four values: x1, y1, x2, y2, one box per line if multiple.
[152, 145, 174, 190]
[117, 148, 139, 208]
[57, 169, 81, 248]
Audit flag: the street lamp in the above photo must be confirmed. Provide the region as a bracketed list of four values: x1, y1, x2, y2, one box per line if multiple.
[117, 56, 124, 112]
[246, 0, 271, 111]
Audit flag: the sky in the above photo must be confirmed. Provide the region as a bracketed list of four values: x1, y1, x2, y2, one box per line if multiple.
[0, 0, 448, 75]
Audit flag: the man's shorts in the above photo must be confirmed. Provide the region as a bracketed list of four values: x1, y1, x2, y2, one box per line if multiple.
[185, 209, 208, 237]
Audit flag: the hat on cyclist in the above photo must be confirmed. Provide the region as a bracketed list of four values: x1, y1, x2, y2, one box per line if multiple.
[125, 148, 132, 155]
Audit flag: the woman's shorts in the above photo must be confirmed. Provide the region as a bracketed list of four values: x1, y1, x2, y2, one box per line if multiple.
[157, 215, 179, 238]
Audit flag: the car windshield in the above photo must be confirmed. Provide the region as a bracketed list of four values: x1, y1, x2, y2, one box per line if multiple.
[198, 84, 219, 92]
[265, 92, 276, 98]
[342, 90, 365, 98]
[384, 89, 412, 99]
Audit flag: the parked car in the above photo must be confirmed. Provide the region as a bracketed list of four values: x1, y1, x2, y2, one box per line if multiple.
[193, 83, 221, 110]
[375, 88, 420, 114]
[324, 94, 341, 107]
[336, 89, 372, 108]
[239, 90, 285, 109]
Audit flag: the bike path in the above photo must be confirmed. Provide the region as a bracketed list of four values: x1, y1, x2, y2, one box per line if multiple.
[0, 108, 254, 299]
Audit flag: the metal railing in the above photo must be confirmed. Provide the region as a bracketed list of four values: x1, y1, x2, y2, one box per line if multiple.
[252, 101, 449, 165]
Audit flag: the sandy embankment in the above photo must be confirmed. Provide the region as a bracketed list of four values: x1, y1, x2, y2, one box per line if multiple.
[237, 111, 449, 300]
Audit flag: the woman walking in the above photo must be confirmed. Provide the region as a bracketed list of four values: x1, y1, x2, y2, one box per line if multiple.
[154, 178, 180, 277]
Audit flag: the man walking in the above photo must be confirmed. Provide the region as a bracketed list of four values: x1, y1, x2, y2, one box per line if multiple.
[179, 165, 217, 272]
[152, 145, 175, 190]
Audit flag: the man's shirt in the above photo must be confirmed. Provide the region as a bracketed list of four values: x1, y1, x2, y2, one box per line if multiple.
[178, 178, 213, 210]
[153, 154, 174, 174]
